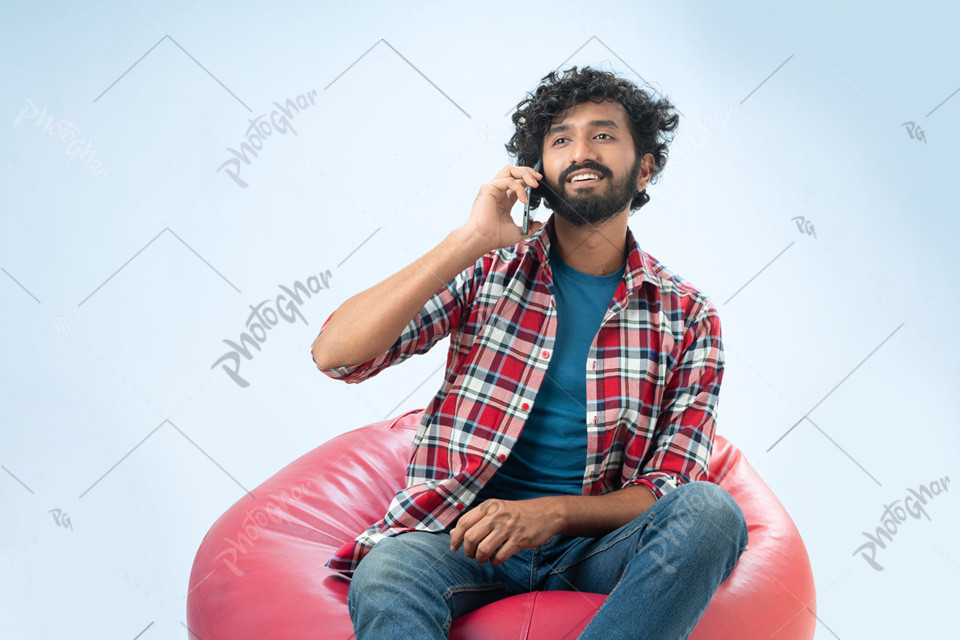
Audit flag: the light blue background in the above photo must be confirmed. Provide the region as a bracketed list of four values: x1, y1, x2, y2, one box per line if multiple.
[2, 1, 958, 638]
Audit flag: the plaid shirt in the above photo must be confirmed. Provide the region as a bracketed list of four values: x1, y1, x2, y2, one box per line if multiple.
[313, 212, 725, 577]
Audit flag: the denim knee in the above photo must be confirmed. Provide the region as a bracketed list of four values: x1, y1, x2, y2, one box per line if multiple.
[677, 481, 749, 553]
[650, 482, 746, 547]
[348, 535, 416, 616]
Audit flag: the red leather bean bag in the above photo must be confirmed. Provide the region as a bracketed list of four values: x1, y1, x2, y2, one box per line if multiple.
[186, 408, 816, 639]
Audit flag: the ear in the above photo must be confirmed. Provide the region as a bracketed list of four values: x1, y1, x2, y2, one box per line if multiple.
[637, 153, 655, 190]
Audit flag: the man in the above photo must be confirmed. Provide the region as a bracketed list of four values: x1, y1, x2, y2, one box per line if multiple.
[312, 66, 748, 640]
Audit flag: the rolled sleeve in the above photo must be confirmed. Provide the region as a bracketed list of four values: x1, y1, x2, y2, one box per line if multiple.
[311, 255, 485, 384]
[621, 304, 725, 500]
[622, 473, 682, 501]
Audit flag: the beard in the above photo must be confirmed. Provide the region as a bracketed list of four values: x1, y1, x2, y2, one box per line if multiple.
[540, 156, 642, 227]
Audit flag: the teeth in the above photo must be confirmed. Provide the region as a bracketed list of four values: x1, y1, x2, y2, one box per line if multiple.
[570, 173, 600, 182]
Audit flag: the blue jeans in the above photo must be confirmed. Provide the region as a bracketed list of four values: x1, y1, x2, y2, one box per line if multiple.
[347, 480, 748, 640]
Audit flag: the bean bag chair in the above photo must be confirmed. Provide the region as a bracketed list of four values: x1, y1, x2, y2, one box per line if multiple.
[186, 408, 816, 639]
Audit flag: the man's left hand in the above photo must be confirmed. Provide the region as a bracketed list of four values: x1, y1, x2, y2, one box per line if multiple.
[449, 497, 563, 565]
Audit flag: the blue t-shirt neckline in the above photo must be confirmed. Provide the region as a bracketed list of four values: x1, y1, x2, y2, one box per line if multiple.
[550, 245, 626, 283]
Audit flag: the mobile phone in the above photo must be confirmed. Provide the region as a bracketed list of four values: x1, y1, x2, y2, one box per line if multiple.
[523, 158, 542, 235]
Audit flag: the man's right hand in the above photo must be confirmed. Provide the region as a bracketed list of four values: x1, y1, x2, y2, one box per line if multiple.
[462, 165, 545, 254]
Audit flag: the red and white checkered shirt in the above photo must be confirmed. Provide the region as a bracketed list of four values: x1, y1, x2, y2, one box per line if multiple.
[314, 212, 725, 577]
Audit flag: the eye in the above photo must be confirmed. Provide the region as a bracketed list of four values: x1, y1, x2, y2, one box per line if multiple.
[552, 133, 614, 145]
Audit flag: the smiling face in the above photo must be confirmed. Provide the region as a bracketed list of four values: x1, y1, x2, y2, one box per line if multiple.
[539, 99, 647, 228]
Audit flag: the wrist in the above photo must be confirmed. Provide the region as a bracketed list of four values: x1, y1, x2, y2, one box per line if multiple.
[453, 224, 494, 258]
[549, 495, 569, 535]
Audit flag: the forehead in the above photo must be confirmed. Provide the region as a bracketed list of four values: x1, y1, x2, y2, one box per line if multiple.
[548, 99, 629, 131]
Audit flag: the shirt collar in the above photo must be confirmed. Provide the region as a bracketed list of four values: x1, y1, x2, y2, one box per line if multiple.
[520, 211, 658, 294]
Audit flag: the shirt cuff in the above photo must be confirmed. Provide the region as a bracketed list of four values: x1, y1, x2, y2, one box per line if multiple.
[622, 473, 682, 501]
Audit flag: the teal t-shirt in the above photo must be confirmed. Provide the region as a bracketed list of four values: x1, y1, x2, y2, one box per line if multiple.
[473, 244, 626, 503]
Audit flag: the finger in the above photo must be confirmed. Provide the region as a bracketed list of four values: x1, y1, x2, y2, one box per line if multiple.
[492, 178, 525, 205]
[493, 165, 527, 181]
[512, 170, 540, 190]
[453, 499, 505, 554]
[462, 521, 496, 559]
[495, 165, 544, 183]
[449, 525, 461, 552]
[450, 505, 490, 552]
[510, 182, 523, 203]
[490, 540, 520, 566]
[449, 516, 475, 551]
[474, 530, 509, 564]
[510, 179, 528, 204]
[492, 177, 526, 192]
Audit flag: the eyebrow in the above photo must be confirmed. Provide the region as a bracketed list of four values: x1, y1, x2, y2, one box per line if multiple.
[547, 119, 621, 137]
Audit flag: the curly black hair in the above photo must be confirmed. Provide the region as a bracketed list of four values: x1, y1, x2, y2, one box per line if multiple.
[505, 65, 679, 212]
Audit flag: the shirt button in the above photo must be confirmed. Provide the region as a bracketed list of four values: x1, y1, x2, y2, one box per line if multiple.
[550, 299, 555, 307]
[541, 350, 550, 359]
[521, 402, 530, 411]
[456, 502, 464, 510]
[498, 453, 506, 461]
[592, 360, 597, 369]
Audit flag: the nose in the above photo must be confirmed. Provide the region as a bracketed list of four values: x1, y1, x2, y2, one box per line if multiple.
[568, 136, 600, 173]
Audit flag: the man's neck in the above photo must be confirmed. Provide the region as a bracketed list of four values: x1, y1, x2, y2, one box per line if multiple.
[550, 212, 629, 277]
